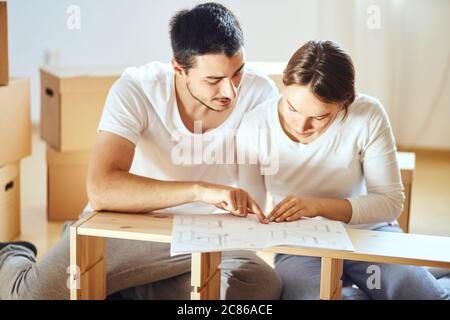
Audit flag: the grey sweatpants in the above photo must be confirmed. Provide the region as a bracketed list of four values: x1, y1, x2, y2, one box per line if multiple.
[0, 220, 282, 300]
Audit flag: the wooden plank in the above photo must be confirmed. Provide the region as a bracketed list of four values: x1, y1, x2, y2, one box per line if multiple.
[264, 228, 450, 268]
[193, 271, 221, 300]
[72, 210, 450, 301]
[320, 258, 343, 300]
[398, 182, 412, 233]
[397, 152, 416, 174]
[69, 234, 106, 300]
[78, 257, 106, 300]
[206, 263, 221, 299]
[69, 212, 106, 300]
[191, 252, 221, 300]
[79, 211, 450, 268]
[77, 211, 172, 243]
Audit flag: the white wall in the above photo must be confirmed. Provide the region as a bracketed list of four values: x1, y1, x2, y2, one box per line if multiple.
[7, 0, 450, 149]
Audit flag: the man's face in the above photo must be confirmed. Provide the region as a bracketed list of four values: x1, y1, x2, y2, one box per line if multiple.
[179, 49, 245, 112]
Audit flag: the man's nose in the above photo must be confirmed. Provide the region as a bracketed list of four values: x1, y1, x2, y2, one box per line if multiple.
[220, 79, 237, 99]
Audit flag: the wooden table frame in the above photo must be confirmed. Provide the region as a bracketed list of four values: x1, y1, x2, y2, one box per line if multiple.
[69, 211, 224, 300]
[69, 211, 450, 300]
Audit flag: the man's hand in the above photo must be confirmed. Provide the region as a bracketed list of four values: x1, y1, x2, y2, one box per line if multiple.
[196, 182, 269, 223]
[267, 196, 322, 222]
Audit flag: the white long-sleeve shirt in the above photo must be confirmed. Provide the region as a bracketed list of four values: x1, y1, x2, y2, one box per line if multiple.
[236, 93, 405, 230]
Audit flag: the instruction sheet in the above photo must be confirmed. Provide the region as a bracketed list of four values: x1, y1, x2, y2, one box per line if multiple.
[170, 213, 354, 256]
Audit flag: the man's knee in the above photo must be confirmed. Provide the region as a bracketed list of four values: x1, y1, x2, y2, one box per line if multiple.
[1, 271, 69, 300]
[220, 251, 282, 300]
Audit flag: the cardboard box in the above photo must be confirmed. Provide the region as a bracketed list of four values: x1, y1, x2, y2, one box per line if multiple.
[0, 162, 20, 242]
[0, 1, 8, 85]
[40, 67, 122, 152]
[0, 78, 31, 166]
[46, 146, 91, 221]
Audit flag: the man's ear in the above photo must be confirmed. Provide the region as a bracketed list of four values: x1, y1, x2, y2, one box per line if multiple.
[171, 59, 185, 76]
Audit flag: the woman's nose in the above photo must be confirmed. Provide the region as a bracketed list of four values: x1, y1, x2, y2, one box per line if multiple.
[296, 117, 311, 133]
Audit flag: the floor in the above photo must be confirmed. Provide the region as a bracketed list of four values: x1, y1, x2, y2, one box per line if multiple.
[14, 128, 450, 262]
[16, 129, 64, 259]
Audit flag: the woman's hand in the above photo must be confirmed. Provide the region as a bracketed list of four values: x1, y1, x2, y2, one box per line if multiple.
[267, 196, 322, 222]
[267, 196, 353, 223]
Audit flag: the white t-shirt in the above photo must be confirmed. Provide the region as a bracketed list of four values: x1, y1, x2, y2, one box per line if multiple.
[89, 61, 278, 213]
[236, 94, 405, 230]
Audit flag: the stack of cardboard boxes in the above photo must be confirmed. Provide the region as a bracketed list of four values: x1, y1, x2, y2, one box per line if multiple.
[0, 0, 32, 241]
[40, 67, 121, 221]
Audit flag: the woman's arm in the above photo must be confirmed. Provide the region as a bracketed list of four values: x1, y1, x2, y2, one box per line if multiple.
[267, 197, 352, 223]
[268, 101, 405, 225]
[347, 103, 405, 225]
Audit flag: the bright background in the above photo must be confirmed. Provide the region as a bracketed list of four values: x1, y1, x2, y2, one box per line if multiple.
[8, 0, 450, 149]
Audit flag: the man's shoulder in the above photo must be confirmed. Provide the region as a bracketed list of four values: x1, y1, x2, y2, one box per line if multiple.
[110, 62, 173, 105]
[121, 61, 172, 84]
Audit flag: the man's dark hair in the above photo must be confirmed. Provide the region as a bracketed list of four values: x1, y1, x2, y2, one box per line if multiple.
[169, 2, 244, 71]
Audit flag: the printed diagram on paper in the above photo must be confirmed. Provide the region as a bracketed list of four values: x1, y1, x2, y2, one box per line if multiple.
[170, 214, 354, 256]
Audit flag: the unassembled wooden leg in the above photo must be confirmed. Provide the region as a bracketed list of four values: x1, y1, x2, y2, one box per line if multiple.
[320, 257, 343, 300]
[69, 223, 106, 300]
[191, 252, 221, 300]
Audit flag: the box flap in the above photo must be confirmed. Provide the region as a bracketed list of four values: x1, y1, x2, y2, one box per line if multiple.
[40, 67, 123, 93]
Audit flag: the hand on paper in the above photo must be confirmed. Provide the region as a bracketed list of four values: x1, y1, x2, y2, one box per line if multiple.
[196, 182, 269, 223]
[267, 196, 321, 222]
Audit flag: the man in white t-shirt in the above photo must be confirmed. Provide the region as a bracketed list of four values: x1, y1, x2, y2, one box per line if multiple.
[0, 3, 282, 300]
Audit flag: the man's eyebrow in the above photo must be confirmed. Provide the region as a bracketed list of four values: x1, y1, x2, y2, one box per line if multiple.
[285, 98, 331, 117]
[205, 63, 245, 80]
[233, 63, 245, 75]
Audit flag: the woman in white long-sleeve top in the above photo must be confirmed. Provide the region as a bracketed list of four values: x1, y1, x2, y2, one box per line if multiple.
[236, 40, 450, 300]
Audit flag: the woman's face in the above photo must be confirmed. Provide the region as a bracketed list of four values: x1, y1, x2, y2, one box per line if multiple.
[278, 85, 342, 144]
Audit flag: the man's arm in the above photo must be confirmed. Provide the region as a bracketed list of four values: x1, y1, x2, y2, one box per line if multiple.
[87, 131, 199, 212]
[87, 131, 267, 222]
